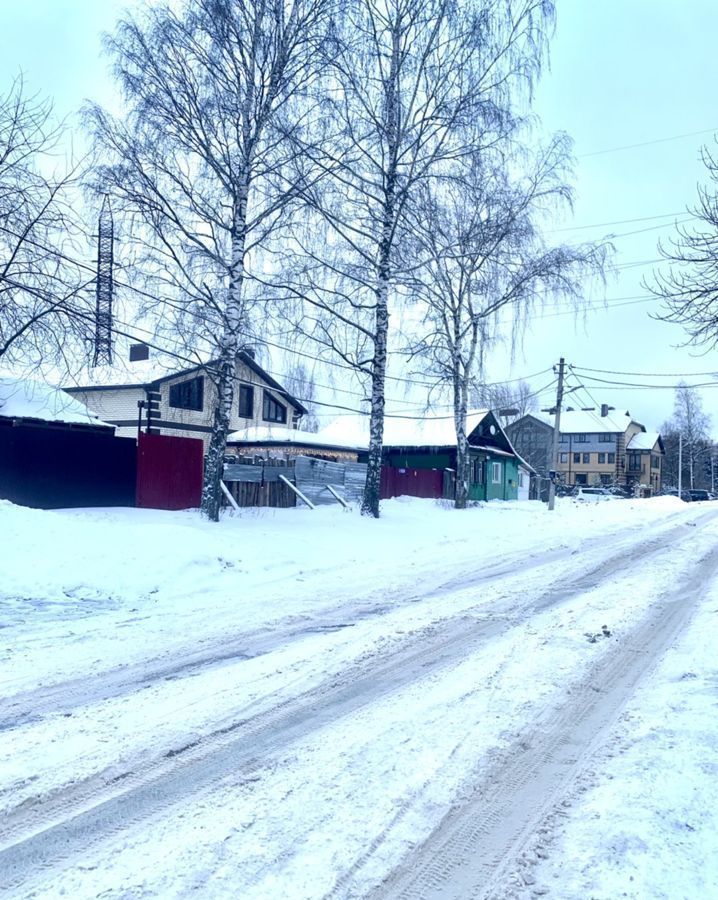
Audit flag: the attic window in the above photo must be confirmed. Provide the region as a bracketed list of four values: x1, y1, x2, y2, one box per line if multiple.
[169, 376, 204, 411]
[263, 391, 287, 423]
[129, 343, 150, 362]
[238, 384, 254, 418]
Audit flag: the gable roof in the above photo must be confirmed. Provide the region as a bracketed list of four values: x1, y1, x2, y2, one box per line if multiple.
[506, 412, 553, 431]
[627, 431, 663, 452]
[553, 409, 641, 435]
[63, 351, 307, 416]
[0, 377, 111, 429]
[227, 424, 363, 452]
[317, 410, 492, 449]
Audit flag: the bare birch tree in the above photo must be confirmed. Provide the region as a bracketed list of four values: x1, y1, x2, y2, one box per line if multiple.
[0, 77, 87, 369]
[88, 0, 330, 520]
[472, 378, 536, 422]
[646, 142, 718, 347]
[663, 382, 711, 489]
[406, 137, 605, 508]
[288, 0, 557, 517]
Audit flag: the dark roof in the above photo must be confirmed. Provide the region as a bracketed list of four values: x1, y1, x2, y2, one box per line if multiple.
[505, 413, 553, 432]
[64, 351, 308, 416]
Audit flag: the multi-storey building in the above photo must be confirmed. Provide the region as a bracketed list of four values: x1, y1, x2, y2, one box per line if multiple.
[63, 344, 306, 449]
[507, 405, 664, 494]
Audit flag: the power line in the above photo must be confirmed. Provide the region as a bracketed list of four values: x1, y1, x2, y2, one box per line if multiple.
[548, 211, 698, 234]
[578, 373, 718, 391]
[7, 269, 556, 422]
[0, 221, 555, 393]
[535, 295, 657, 320]
[579, 127, 718, 159]
[573, 364, 718, 378]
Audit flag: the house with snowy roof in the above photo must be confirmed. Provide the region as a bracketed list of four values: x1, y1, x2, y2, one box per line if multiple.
[507, 404, 664, 494]
[226, 423, 364, 463]
[228, 409, 531, 501]
[63, 343, 307, 449]
[0, 377, 136, 508]
[373, 409, 529, 501]
[0, 376, 113, 433]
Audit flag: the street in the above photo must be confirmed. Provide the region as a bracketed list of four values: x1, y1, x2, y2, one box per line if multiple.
[1, 499, 717, 898]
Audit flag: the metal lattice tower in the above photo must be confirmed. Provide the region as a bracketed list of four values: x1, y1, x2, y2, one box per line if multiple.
[92, 195, 114, 367]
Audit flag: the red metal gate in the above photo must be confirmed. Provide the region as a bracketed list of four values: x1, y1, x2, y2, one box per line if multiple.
[380, 466, 444, 500]
[136, 432, 204, 510]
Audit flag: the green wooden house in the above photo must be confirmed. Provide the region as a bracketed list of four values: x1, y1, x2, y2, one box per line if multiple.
[379, 409, 523, 502]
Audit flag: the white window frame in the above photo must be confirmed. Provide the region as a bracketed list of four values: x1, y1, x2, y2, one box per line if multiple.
[491, 461, 502, 484]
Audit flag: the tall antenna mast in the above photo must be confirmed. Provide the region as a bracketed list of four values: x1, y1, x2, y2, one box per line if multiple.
[93, 195, 114, 367]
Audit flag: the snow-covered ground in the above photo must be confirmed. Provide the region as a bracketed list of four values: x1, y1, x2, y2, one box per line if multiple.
[527, 571, 718, 900]
[1, 496, 717, 898]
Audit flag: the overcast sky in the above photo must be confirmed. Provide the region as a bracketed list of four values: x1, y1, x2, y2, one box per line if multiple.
[3, 1, 718, 433]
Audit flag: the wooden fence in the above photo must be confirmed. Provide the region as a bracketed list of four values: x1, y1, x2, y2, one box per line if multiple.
[222, 455, 367, 509]
[223, 458, 296, 508]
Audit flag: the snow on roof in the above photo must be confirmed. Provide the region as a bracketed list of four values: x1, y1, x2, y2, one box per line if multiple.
[227, 424, 363, 450]
[553, 409, 637, 434]
[627, 431, 661, 451]
[0, 377, 111, 427]
[317, 410, 491, 449]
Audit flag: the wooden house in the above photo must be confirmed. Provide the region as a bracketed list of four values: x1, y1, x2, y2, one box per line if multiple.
[319, 410, 525, 501]
[63, 345, 307, 449]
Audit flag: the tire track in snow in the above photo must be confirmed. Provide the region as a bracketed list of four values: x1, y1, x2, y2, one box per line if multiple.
[367, 537, 718, 900]
[0, 506, 702, 730]
[0, 509, 716, 896]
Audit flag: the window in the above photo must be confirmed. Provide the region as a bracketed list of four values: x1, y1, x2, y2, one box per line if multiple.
[559, 434, 568, 443]
[598, 452, 606, 464]
[599, 433, 613, 443]
[628, 452, 642, 472]
[600, 474, 612, 485]
[263, 391, 287, 423]
[574, 433, 587, 443]
[651, 455, 660, 469]
[575, 473, 587, 485]
[238, 384, 254, 418]
[472, 458, 484, 484]
[491, 461, 502, 484]
[560, 452, 568, 463]
[169, 376, 204, 411]
[573, 453, 581, 464]
[518, 471, 525, 488]
[607, 453, 615, 464]
[582, 453, 590, 464]
[129, 343, 149, 362]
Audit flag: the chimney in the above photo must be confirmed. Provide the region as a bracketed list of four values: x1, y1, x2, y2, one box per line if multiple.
[601, 404, 609, 417]
[243, 347, 256, 360]
[129, 343, 150, 362]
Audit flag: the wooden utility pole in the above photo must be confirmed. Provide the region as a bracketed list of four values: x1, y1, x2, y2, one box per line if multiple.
[678, 432, 683, 498]
[547, 357, 566, 511]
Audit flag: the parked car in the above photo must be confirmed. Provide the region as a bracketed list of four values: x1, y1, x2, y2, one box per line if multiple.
[573, 486, 618, 501]
[687, 489, 712, 502]
[660, 488, 692, 501]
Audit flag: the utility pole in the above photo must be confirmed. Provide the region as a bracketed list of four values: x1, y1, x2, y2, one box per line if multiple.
[711, 453, 715, 493]
[678, 432, 683, 498]
[546, 357, 565, 511]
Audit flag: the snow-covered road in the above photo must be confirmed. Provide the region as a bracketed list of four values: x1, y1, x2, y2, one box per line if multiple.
[1, 497, 717, 898]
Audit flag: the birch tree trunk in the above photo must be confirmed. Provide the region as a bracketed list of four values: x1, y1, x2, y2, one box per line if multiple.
[90, 0, 330, 521]
[453, 374, 470, 509]
[362, 243, 391, 517]
[201, 193, 250, 520]
[361, 30, 399, 518]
